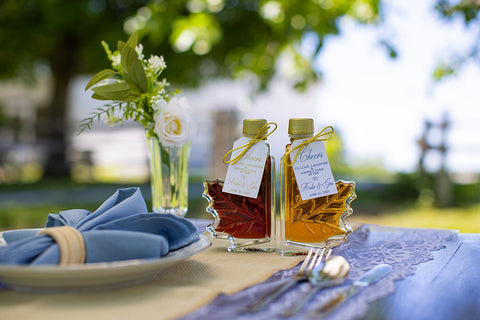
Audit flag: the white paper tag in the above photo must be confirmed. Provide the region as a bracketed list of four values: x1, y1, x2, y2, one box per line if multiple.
[222, 137, 268, 198]
[289, 139, 338, 201]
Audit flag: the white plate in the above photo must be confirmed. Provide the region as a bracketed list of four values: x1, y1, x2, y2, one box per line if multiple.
[0, 234, 211, 292]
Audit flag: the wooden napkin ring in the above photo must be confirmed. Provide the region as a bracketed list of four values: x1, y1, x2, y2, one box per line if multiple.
[37, 226, 86, 265]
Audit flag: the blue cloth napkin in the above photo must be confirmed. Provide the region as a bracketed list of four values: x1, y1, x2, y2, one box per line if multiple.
[0, 187, 199, 265]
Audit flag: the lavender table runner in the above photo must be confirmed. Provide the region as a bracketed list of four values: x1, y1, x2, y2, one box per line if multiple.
[184, 222, 457, 320]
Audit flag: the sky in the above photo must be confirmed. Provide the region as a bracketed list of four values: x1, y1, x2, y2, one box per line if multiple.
[311, 0, 480, 174]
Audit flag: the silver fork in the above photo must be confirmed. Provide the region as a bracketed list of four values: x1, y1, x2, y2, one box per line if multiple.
[243, 247, 331, 313]
[282, 254, 350, 317]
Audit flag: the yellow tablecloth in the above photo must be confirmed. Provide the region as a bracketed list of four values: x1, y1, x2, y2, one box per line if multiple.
[0, 237, 303, 320]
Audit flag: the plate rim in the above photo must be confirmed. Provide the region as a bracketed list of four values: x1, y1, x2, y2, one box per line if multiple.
[0, 233, 211, 291]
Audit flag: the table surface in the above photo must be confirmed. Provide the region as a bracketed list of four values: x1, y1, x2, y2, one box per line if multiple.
[367, 232, 480, 320]
[181, 223, 480, 320]
[1, 222, 479, 320]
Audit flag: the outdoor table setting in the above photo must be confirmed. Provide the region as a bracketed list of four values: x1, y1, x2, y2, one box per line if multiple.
[1, 32, 480, 320]
[0, 186, 479, 320]
[0, 202, 480, 319]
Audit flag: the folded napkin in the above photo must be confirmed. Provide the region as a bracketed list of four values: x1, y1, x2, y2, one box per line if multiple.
[0, 187, 199, 265]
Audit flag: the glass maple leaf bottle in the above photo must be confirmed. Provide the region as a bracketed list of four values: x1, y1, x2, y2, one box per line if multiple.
[203, 119, 276, 252]
[280, 118, 357, 255]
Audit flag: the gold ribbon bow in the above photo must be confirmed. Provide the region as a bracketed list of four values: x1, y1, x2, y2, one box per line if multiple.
[223, 122, 277, 165]
[284, 125, 335, 166]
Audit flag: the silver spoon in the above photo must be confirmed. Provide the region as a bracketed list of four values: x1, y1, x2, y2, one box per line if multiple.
[243, 248, 330, 313]
[282, 255, 350, 317]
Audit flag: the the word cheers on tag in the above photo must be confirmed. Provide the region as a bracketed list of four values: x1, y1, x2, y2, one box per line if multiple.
[289, 140, 338, 201]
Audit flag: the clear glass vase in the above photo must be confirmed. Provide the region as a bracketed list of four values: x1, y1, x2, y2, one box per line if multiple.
[145, 133, 190, 216]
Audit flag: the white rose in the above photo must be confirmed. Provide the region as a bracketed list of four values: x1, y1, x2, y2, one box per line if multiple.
[153, 98, 194, 147]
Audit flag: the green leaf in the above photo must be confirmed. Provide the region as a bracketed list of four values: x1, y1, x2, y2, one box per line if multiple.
[128, 83, 141, 96]
[101, 41, 113, 58]
[85, 69, 116, 91]
[117, 40, 125, 53]
[91, 82, 132, 100]
[120, 33, 148, 93]
[125, 32, 138, 49]
[123, 95, 140, 102]
[129, 57, 148, 93]
[123, 85, 141, 102]
[91, 93, 112, 101]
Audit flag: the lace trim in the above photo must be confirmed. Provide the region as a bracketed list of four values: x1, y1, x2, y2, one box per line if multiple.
[182, 223, 457, 320]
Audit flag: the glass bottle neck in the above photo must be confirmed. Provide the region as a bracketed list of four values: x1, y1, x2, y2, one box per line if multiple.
[244, 134, 268, 141]
[289, 134, 313, 142]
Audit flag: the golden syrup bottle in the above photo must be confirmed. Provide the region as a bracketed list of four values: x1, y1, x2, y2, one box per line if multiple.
[203, 119, 276, 252]
[280, 118, 356, 255]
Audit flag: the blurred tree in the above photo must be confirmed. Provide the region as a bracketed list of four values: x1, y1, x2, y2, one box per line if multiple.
[136, 0, 382, 90]
[433, 0, 480, 80]
[0, 0, 148, 176]
[0, 0, 382, 177]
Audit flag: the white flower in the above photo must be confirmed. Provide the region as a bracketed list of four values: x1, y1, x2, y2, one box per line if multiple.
[135, 44, 144, 59]
[148, 55, 166, 72]
[154, 98, 194, 147]
[111, 52, 121, 68]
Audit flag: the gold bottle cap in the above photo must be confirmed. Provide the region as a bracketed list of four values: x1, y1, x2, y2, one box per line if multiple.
[243, 119, 268, 137]
[288, 118, 314, 136]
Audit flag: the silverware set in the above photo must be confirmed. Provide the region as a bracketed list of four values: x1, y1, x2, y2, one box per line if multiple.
[243, 248, 392, 317]
[284, 253, 350, 317]
[244, 247, 333, 313]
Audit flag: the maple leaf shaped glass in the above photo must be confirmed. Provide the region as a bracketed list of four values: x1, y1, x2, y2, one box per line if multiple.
[280, 175, 356, 255]
[203, 156, 276, 252]
[280, 118, 357, 255]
